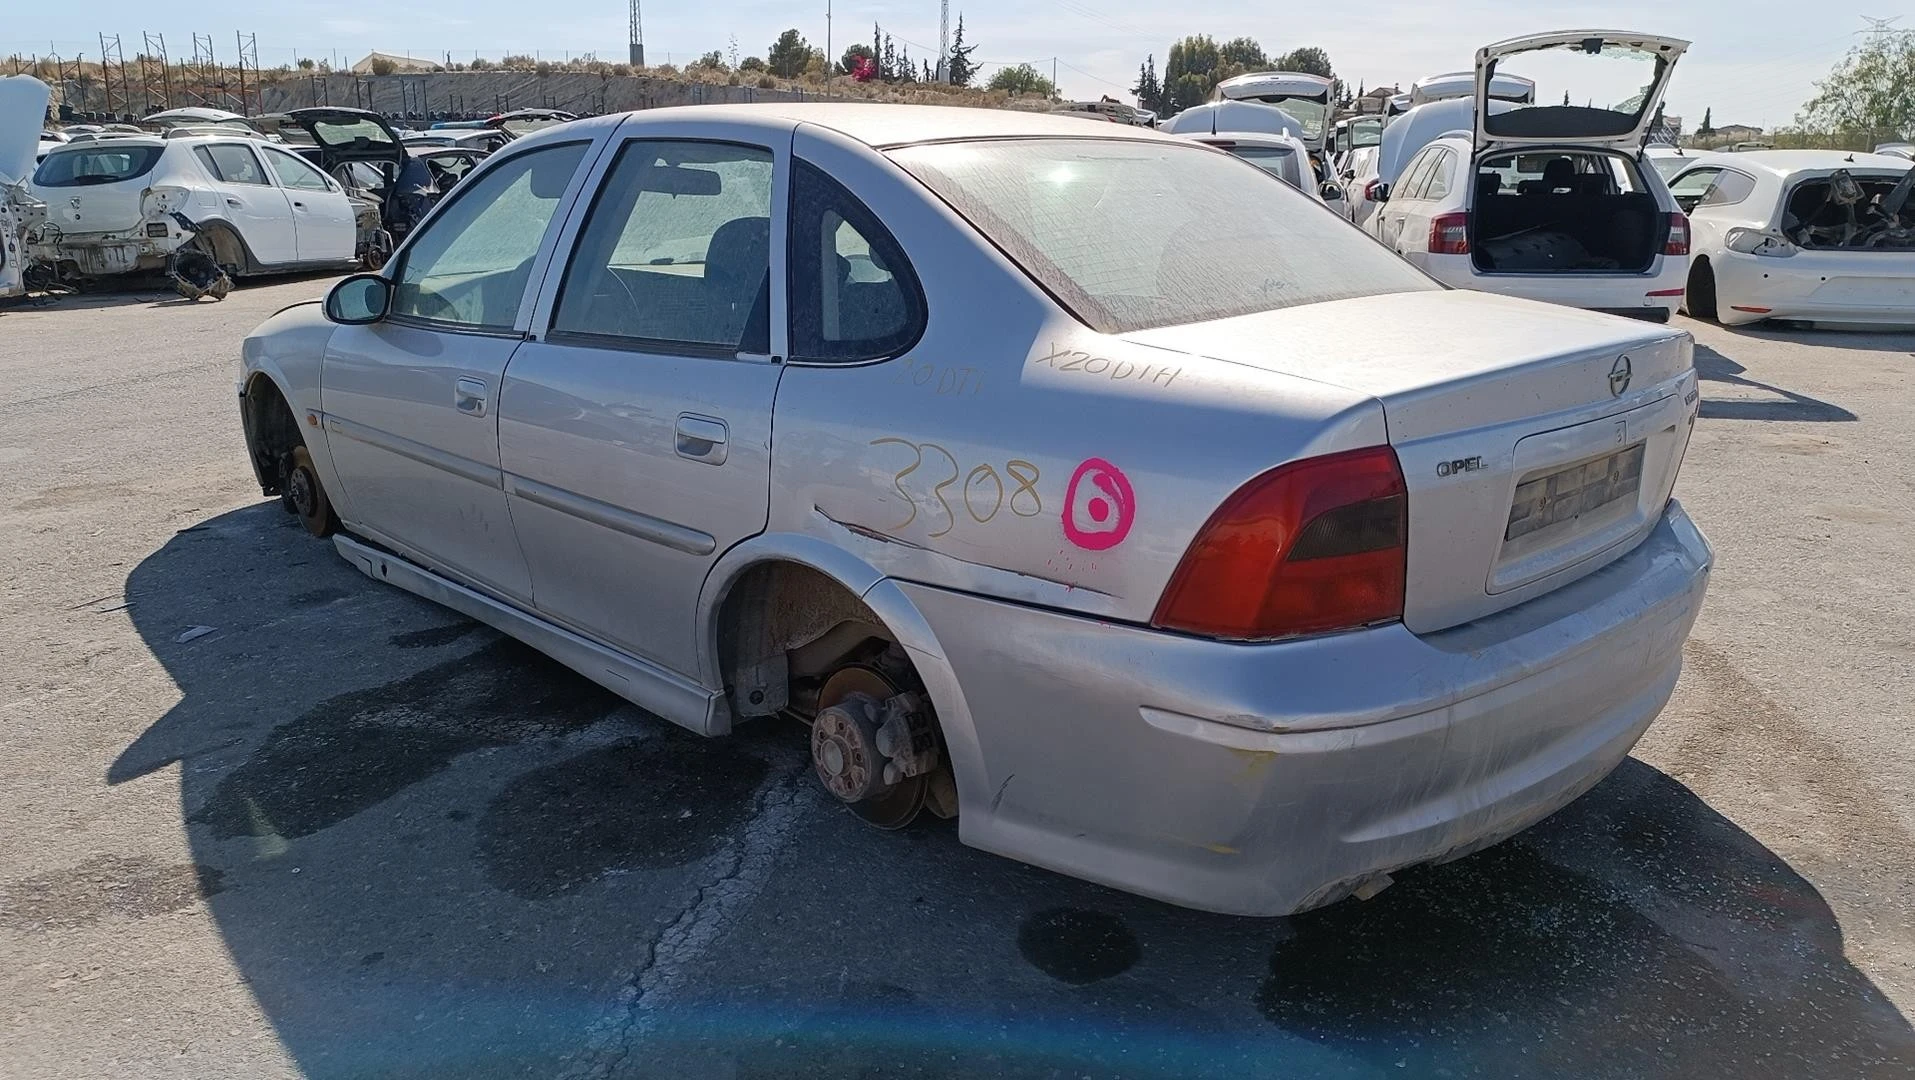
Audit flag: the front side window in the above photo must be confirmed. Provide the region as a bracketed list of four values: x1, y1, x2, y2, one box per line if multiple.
[32, 144, 164, 187]
[892, 138, 1434, 334]
[196, 144, 270, 186]
[391, 141, 588, 330]
[789, 160, 924, 362]
[552, 140, 774, 352]
[262, 148, 333, 192]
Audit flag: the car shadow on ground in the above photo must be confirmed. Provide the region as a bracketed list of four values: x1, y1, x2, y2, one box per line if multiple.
[106, 504, 1915, 1079]
[1, 270, 340, 314]
[1693, 344, 1858, 422]
[1718, 322, 1915, 353]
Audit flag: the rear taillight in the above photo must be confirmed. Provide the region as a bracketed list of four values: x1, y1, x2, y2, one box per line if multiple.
[1363, 178, 1383, 202]
[1664, 213, 1690, 256]
[1153, 446, 1408, 641]
[1429, 211, 1470, 255]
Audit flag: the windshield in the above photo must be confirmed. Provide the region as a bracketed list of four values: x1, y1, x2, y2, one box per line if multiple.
[32, 144, 164, 187]
[1648, 154, 1690, 180]
[1226, 146, 1304, 189]
[891, 138, 1433, 334]
[1349, 118, 1383, 149]
[310, 117, 396, 151]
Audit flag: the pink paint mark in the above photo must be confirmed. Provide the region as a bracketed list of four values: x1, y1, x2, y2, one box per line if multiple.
[1062, 458, 1135, 551]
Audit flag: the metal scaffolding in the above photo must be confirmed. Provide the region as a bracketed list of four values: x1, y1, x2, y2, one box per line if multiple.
[98, 34, 129, 116]
[235, 32, 259, 115]
[140, 32, 173, 113]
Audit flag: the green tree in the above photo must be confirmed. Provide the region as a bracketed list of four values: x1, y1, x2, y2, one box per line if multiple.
[693, 50, 726, 71]
[1161, 35, 1222, 115]
[739, 56, 767, 74]
[1272, 46, 1332, 78]
[1218, 37, 1267, 70]
[768, 29, 812, 78]
[1133, 54, 1162, 113]
[1698, 106, 1713, 134]
[947, 15, 978, 86]
[988, 63, 1055, 97]
[1796, 33, 1915, 133]
[897, 43, 914, 82]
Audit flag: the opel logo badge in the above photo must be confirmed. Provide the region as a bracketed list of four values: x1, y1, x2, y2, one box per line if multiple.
[1608, 355, 1633, 397]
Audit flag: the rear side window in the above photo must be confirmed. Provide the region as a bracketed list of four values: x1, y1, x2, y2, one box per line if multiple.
[892, 138, 1434, 334]
[788, 160, 925, 362]
[32, 145, 164, 187]
[1701, 170, 1755, 207]
[195, 144, 270, 186]
[1398, 148, 1441, 200]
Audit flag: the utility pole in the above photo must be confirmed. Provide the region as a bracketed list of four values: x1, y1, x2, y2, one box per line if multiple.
[936, 0, 949, 83]
[826, 0, 833, 95]
[628, 0, 644, 67]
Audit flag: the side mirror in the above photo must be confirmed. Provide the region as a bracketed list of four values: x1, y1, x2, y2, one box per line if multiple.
[1319, 181, 1345, 202]
[1372, 183, 1391, 203]
[1341, 169, 1356, 181]
[326, 273, 392, 324]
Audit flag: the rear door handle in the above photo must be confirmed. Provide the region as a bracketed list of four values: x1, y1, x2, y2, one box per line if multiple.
[454, 376, 489, 417]
[675, 414, 728, 465]
[291, 200, 306, 210]
[225, 197, 244, 208]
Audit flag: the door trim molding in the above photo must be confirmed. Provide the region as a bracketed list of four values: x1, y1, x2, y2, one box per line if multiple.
[333, 533, 722, 734]
[325, 413, 503, 488]
[505, 473, 718, 556]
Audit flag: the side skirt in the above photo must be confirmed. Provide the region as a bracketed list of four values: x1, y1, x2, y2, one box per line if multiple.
[333, 533, 724, 735]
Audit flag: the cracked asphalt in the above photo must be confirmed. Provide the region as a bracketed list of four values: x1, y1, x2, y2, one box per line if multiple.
[1, 278, 1911, 1079]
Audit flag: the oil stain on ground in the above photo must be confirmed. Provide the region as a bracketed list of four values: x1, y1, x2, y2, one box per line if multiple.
[1, 854, 224, 931]
[388, 620, 483, 650]
[476, 731, 768, 899]
[192, 638, 620, 842]
[1017, 907, 1140, 985]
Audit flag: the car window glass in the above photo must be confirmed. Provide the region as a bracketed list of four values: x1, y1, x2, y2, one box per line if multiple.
[1400, 150, 1439, 200]
[789, 160, 925, 362]
[552, 140, 774, 352]
[1425, 150, 1455, 200]
[263, 148, 332, 192]
[197, 143, 270, 186]
[1701, 170, 1755, 207]
[1667, 167, 1722, 210]
[391, 141, 588, 330]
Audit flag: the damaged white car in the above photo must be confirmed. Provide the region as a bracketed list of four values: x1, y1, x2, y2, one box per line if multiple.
[1671, 150, 1915, 327]
[26, 130, 360, 292]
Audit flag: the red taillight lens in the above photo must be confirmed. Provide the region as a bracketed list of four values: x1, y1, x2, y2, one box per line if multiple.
[1153, 446, 1408, 640]
[1363, 178, 1383, 201]
[1429, 211, 1470, 254]
[1665, 212, 1690, 256]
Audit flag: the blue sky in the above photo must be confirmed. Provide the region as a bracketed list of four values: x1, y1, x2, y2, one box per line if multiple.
[5, 1, 1882, 130]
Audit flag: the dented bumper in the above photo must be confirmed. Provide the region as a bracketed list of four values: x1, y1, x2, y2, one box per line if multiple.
[902, 500, 1712, 916]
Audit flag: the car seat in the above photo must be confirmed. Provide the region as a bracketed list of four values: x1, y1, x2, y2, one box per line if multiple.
[704, 216, 771, 352]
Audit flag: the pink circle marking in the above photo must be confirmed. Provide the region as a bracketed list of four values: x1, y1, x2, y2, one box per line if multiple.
[1062, 458, 1135, 551]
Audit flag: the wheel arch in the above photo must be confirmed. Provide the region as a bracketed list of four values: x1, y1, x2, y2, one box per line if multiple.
[697, 534, 988, 818]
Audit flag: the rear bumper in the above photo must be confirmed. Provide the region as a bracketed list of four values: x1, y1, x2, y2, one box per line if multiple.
[909, 500, 1712, 916]
[1427, 254, 1685, 317]
[28, 230, 186, 277]
[1711, 250, 1915, 326]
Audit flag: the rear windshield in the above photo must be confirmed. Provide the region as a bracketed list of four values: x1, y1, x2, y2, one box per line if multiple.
[1225, 145, 1304, 189]
[33, 145, 164, 187]
[890, 138, 1434, 334]
[311, 118, 395, 150]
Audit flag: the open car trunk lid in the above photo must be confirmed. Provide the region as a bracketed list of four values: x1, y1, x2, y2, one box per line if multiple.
[0, 75, 50, 186]
[1475, 31, 1689, 155]
[1124, 289, 1698, 634]
[283, 107, 405, 170]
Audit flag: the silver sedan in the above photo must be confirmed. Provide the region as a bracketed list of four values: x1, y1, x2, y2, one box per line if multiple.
[237, 104, 1712, 916]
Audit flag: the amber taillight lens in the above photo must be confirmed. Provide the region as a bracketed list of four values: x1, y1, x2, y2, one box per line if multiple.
[1152, 446, 1408, 640]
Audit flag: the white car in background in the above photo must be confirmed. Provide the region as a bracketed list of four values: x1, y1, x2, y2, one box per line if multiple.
[27, 130, 360, 285]
[1644, 145, 1721, 183]
[1186, 131, 1325, 199]
[1669, 149, 1915, 327]
[3, 76, 52, 300]
[1366, 31, 1692, 322]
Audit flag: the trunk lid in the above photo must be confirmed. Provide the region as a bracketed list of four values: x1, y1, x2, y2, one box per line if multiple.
[27, 137, 168, 233]
[1475, 31, 1689, 155]
[1209, 72, 1333, 152]
[283, 107, 406, 170]
[0, 75, 51, 186]
[1123, 289, 1698, 633]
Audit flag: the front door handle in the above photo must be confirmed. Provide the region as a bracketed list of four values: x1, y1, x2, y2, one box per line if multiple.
[675, 414, 728, 465]
[454, 376, 489, 417]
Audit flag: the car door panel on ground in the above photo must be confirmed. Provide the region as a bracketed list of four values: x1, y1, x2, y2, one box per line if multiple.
[322, 140, 595, 603]
[259, 145, 356, 263]
[193, 142, 297, 264]
[497, 133, 786, 676]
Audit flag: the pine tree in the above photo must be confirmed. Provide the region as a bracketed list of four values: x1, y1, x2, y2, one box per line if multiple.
[947, 15, 978, 86]
[898, 44, 914, 82]
[883, 34, 897, 81]
[1132, 54, 1162, 113]
[1699, 107, 1713, 134]
[873, 22, 883, 76]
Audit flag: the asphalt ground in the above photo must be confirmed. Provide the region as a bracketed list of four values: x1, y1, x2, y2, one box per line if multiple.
[1, 278, 1910, 1079]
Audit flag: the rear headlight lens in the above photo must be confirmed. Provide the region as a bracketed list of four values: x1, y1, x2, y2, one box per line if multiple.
[1664, 212, 1691, 256]
[1153, 446, 1408, 640]
[1429, 211, 1470, 254]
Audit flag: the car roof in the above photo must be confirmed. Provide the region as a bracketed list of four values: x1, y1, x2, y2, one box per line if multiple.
[1697, 149, 1915, 176]
[1191, 131, 1301, 149]
[556, 103, 1191, 150]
